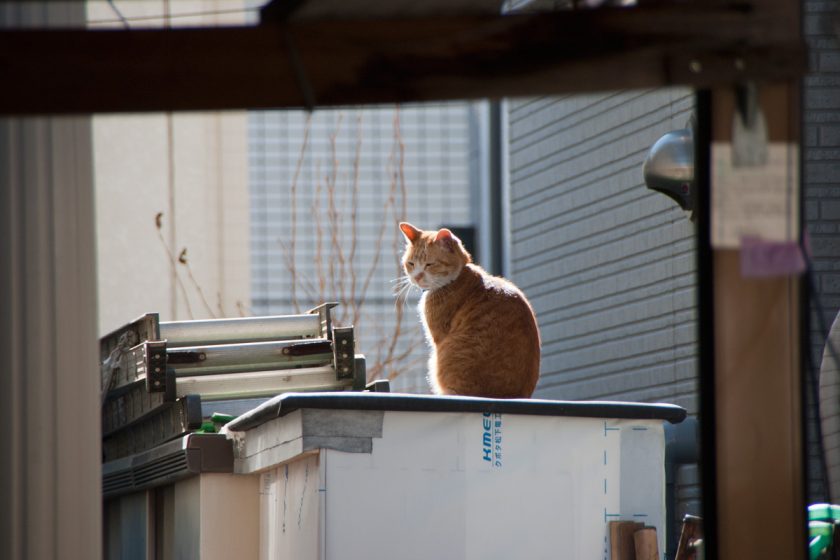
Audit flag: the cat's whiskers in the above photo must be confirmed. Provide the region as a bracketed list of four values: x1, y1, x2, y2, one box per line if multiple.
[390, 276, 412, 292]
[391, 275, 418, 309]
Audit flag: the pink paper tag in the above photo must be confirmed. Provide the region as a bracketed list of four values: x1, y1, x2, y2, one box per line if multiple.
[740, 237, 806, 278]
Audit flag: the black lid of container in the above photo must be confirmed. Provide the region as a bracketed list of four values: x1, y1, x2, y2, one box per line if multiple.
[225, 391, 687, 432]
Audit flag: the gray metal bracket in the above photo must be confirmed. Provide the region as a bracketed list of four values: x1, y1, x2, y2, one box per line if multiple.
[308, 302, 338, 339]
[332, 326, 355, 382]
[144, 340, 167, 393]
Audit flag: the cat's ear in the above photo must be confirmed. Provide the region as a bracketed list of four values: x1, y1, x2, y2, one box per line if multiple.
[434, 228, 458, 252]
[434, 228, 453, 243]
[399, 222, 422, 243]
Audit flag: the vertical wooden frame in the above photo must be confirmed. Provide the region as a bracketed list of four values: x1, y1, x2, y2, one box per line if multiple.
[698, 82, 806, 560]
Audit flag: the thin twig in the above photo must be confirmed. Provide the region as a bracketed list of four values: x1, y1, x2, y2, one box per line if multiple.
[178, 248, 217, 318]
[355, 199, 391, 313]
[326, 114, 346, 323]
[154, 212, 195, 319]
[369, 328, 424, 381]
[314, 161, 325, 305]
[277, 238, 319, 303]
[216, 292, 228, 318]
[236, 300, 252, 317]
[387, 354, 427, 381]
[287, 114, 312, 313]
[350, 113, 363, 326]
[396, 107, 408, 226]
[272, 107, 421, 382]
[377, 108, 409, 374]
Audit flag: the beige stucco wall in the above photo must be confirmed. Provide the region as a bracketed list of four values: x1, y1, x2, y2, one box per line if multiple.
[88, 1, 251, 334]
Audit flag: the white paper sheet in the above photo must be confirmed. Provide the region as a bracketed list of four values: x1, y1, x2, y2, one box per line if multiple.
[711, 142, 799, 249]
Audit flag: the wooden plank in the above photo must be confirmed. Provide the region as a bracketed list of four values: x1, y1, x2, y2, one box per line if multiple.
[633, 528, 659, 560]
[713, 249, 804, 559]
[609, 521, 644, 560]
[706, 82, 805, 560]
[260, 0, 504, 21]
[0, 6, 804, 115]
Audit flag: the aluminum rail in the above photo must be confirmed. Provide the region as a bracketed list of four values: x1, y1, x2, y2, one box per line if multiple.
[160, 314, 321, 347]
[167, 339, 334, 376]
[176, 366, 346, 400]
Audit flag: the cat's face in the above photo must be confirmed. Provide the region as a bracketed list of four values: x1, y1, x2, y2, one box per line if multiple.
[399, 222, 471, 291]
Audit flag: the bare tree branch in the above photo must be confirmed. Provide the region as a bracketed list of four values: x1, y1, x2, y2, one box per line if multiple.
[272, 107, 421, 383]
[377, 108, 410, 375]
[154, 212, 195, 319]
[178, 248, 216, 318]
[326, 114, 347, 323]
[277, 238, 319, 302]
[236, 300, 252, 317]
[287, 114, 313, 314]
[314, 161, 325, 305]
[216, 292, 227, 317]
[349, 113, 363, 327]
[153, 107, 424, 383]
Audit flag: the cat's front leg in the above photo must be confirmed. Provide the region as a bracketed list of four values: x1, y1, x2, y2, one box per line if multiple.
[427, 347, 444, 395]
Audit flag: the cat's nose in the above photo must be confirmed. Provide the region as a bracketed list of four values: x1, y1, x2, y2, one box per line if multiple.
[415, 272, 425, 282]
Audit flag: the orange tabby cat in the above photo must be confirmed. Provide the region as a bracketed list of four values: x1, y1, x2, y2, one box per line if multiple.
[399, 222, 541, 398]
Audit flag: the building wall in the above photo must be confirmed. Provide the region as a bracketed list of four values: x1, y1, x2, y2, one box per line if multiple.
[507, 90, 698, 414]
[249, 104, 475, 393]
[88, 1, 251, 334]
[804, 0, 840, 503]
[506, 90, 698, 555]
[1, 5, 103, 560]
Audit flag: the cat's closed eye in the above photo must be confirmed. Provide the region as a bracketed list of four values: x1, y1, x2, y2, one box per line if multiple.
[406, 261, 415, 268]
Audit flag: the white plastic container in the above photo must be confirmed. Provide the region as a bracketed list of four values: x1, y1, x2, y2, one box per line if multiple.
[225, 392, 685, 560]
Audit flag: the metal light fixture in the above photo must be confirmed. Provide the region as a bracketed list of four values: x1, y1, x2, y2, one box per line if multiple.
[643, 118, 695, 220]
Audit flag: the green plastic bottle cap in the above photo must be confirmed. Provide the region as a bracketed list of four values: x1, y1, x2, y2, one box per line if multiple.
[210, 412, 236, 424]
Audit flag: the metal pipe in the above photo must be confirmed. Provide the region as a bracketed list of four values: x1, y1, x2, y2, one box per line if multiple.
[168, 339, 334, 376]
[160, 314, 321, 347]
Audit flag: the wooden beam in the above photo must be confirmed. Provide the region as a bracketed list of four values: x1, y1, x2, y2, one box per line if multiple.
[714, 249, 804, 559]
[702, 83, 806, 560]
[0, 6, 804, 115]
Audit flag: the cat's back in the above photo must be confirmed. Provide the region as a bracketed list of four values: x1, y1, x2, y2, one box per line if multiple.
[457, 265, 537, 325]
[429, 264, 541, 398]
